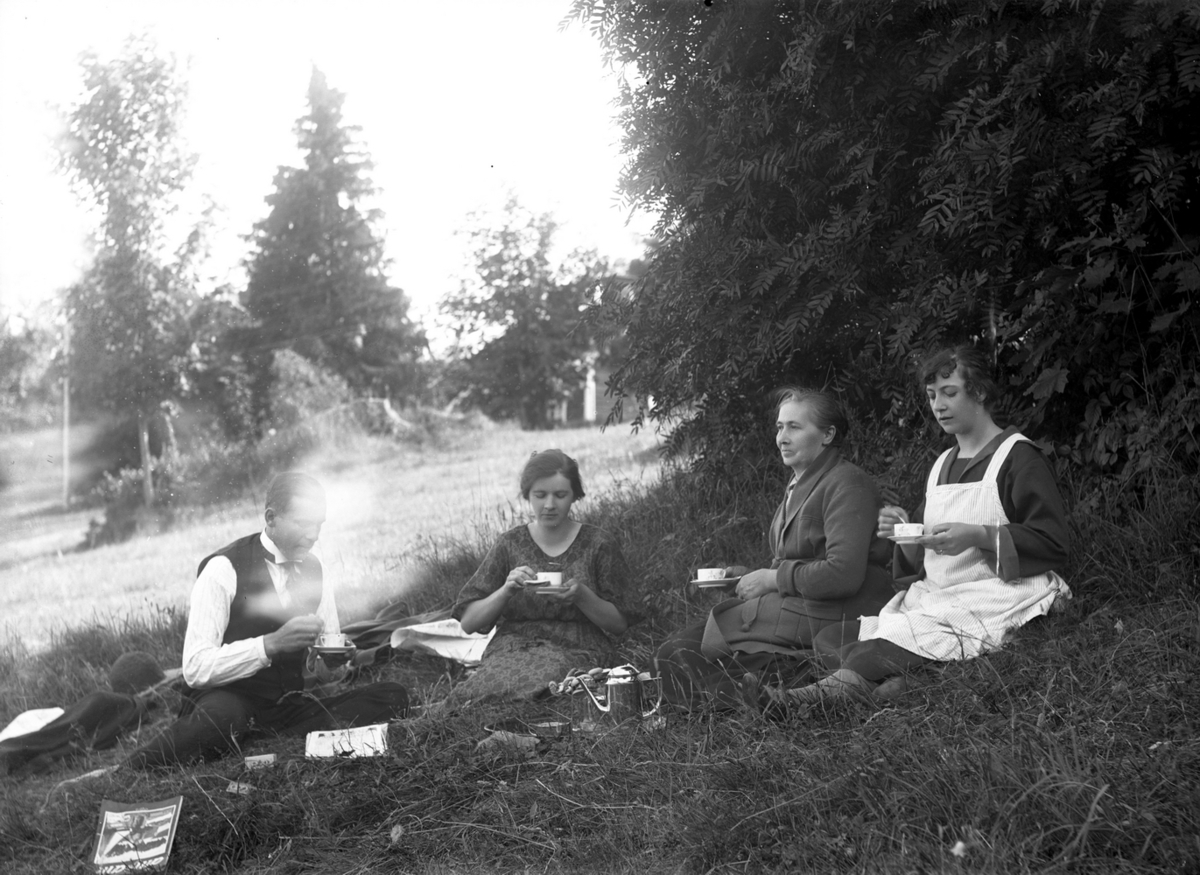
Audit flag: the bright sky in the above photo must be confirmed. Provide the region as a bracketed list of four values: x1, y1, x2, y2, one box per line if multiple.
[0, 0, 655, 330]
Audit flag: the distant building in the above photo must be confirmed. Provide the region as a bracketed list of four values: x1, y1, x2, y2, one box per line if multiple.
[548, 263, 643, 427]
[555, 359, 624, 426]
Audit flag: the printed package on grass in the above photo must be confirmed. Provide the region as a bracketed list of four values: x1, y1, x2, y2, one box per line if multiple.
[305, 722, 389, 758]
[91, 796, 182, 873]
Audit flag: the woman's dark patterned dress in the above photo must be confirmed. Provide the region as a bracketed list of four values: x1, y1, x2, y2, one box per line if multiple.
[448, 523, 635, 705]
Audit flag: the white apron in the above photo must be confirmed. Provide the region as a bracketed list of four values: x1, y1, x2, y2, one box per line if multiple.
[858, 433, 1070, 661]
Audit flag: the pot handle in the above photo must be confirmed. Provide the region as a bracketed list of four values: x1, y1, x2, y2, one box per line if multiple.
[580, 680, 610, 713]
[639, 674, 664, 718]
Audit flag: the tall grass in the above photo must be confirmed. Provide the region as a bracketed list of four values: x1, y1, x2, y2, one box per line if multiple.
[1063, 463, 1200, 601]
[0, 608, 186, 721]
[1, 434, 1197, 873]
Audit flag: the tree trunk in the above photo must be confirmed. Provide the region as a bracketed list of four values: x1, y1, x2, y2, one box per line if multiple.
[160, 408, 178, 463]
[138, 411, 155, 506]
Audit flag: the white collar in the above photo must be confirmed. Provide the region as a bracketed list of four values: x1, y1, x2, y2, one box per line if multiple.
[259, 531, 288, 563]
[259, 531, 321, 564]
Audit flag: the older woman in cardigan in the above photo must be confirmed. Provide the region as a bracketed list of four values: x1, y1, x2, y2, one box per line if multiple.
[655, 388, 894, 709]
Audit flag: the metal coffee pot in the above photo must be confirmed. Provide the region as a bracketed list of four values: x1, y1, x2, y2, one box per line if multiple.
[578, 664, 663, 725]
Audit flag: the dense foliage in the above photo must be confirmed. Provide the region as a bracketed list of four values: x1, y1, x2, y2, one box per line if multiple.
[441, 197, 610, 428]
[572, 0, 1200, 482]
[243, 68, 425, 402]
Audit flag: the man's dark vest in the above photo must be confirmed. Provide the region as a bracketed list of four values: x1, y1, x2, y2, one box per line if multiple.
[185, 533, 324, 702]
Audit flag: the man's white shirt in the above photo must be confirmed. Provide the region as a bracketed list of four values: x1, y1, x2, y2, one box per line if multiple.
[181, 532, 339, 689]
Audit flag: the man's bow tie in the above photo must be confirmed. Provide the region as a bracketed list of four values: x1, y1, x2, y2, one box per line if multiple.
[272, 558, 302, 580]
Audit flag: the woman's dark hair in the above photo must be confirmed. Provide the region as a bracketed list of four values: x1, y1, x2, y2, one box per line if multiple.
[772, 387, 848, 448]
[520, 449, 585, 500]
[265, 471, 325, 515]
[918, 343, 1000, 412]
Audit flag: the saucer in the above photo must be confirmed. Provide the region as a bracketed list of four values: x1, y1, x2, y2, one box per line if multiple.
[527, 719, 571, 738]
[532, 585, 570, 595]
[887, 535, 925, 545]
[312, 645, 355, 656]
[689, 577, 740, 588]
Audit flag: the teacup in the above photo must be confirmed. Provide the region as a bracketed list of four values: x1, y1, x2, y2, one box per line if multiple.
[893, 523, 924, 539]
[533, 572, 563, 586]
[696, 567, 726, 581]
[317, 632, 348, 648]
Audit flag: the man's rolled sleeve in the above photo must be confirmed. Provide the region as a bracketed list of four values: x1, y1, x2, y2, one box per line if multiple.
[181, 555, 271, 689]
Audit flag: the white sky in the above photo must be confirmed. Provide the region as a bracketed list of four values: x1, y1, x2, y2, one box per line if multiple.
[0, 0, 655, 331]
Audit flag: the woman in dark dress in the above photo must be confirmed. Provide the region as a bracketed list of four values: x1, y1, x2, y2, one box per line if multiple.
[447, 449, 636, 705]
[655, 389, 894, 710]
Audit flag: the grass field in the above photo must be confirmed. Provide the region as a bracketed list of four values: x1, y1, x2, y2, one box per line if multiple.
[0, 421, 664, 652]
[2, 419, 1198, 874]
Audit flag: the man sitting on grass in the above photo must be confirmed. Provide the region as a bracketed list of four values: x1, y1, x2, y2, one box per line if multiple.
[126, 472, 408, 768]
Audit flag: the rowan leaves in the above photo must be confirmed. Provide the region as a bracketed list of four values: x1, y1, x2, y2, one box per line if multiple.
[571, 0, 1200, 479]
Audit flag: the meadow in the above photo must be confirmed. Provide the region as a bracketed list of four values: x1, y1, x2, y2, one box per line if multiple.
[0, 420, 665, 653]
[1, 419, 1197, 874]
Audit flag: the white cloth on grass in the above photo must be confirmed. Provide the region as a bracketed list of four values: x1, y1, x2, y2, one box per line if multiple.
[390, 619, 495, 666]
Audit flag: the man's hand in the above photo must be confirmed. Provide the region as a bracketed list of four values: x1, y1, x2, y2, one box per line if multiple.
[263, 614, 324, 658]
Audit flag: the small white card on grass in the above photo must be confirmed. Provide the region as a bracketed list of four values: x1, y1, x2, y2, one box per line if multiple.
[91, 796, 182, 873]
[304, 723, 389, 759]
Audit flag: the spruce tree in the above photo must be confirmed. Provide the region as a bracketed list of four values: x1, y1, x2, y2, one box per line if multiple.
[243, 67, 423, 397]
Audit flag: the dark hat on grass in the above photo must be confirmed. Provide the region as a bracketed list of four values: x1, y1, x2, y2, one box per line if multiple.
[109, 651, 166, 695]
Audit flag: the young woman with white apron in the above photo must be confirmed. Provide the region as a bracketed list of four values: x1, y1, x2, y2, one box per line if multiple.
[767, 344, 1071, 704]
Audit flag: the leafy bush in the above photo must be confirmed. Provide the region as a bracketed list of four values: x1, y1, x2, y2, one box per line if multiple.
[573, 0, 1200, 485]
[267, 349, 355, 429]
[83, 462, 178, 547]
[183, 292, 262, 442]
